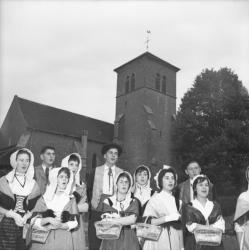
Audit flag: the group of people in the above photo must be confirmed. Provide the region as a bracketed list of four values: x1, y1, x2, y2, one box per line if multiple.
[0, 146, 88, 250]
[0, 143, 248, 250]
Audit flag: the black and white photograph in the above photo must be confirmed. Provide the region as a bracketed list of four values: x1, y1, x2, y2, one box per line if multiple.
[0, 1, 249, 250]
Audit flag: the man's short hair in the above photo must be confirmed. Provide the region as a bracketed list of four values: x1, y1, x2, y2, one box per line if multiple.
[40, 146, 55, 155]
[186, 160, 200, 169]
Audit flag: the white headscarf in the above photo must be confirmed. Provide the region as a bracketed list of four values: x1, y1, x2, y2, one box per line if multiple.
[107, 171, 134, 212]
[43, 167, 74, 202]
[6, 148, 35, 196]
[60, 153, 82, 186]
[133, 165, 152, 206]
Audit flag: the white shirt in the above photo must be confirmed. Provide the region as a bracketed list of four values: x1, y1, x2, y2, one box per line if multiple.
[102, 165, 116, 195]
[144, 190, 179, 218]
[42, 164, 52, 173]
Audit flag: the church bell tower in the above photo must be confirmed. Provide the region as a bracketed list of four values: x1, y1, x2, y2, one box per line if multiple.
[114, 52, 180, 177]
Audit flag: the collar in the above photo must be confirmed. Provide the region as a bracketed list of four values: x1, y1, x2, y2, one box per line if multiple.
[161, 190, 173, 197]
[42, 164, 52, 170]
[15, 172, 25, 177]
[192, 199, 213, 220]
[104, 164, 115, 170]
[107, 192, 132, 212]
[190, 178, 196, 186]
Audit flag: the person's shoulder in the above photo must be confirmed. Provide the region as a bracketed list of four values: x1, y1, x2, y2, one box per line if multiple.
[115, 166, 123, 172]
[148, 191, 160, 202]
[212, 200, 221, 209]
[238, 191, 248, 201]
[34, 165, 42, 172]
[178, 179, 189, 187]
[95, 165, 105, 170]
[131, 196, 140, 204]
[94, 165, 105, 174]
[0, 175, 7, 184]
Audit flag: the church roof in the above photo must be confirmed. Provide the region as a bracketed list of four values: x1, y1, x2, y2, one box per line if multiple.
[114, 51, 180, 73]
[14, 96, 114, 143]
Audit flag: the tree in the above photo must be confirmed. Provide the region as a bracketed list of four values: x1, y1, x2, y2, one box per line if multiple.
[172, 68, 249, 195]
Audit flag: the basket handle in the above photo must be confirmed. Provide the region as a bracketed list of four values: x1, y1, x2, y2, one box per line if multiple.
[144, 216, 149, 223]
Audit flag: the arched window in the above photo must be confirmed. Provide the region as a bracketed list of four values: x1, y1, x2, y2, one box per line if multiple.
[155, 73, 160, 91]
[125, 76, 130, 93]
[162, 76, 166, 94]
[131, 73, 135, 91]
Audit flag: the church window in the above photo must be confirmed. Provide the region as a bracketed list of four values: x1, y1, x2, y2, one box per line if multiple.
[155, 73, 160, 91]
[162, 76, 166, 94]
[125, 76, 130, 93]
[131, 73, 135, 91]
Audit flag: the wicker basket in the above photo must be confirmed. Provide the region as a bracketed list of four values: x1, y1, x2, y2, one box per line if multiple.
[94, 221, 122, 240]
[194, 226, 222, 246]
[136, 223, 162, 241]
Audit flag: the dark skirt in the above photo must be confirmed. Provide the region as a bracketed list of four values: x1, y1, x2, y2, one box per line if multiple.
[0, 217, 26, 250]
[100, 227, 140, 250]
[88, 209, 102, 250]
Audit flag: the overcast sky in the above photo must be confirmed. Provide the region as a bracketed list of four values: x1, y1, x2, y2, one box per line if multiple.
[1, 0, 249, 126]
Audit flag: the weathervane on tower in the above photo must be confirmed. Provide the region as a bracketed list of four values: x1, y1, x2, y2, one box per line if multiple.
[146, 30, 151, 51]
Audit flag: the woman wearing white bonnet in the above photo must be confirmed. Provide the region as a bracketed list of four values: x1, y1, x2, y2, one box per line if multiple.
[98, 171, 140, 250]
[61, 153, 88, 250]
[0, 148, 40, 250]
[29, 166, 80, 250]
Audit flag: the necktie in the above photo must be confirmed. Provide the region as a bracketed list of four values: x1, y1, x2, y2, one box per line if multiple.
[45, 167, 50, 185]
[108, 167, 113, 193]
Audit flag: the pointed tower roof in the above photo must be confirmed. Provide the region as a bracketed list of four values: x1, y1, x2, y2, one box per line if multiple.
[114, 51, 180, 73]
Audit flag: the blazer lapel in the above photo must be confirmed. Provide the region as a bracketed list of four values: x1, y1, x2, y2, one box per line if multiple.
[98, 165, 105, 190]
[36, 165, 46, 181]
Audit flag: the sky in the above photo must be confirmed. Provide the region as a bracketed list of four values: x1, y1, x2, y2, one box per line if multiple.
[1, 0, 249, 126]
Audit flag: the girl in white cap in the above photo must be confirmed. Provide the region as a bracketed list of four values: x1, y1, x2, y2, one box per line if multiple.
[61, 153, 88, 250]
[133, 165, 156, 218]
[0, 148, 40, 250]
[29, 167, 79, 250]
[184, 175, 225, 250]
[98, 171, 140, 250]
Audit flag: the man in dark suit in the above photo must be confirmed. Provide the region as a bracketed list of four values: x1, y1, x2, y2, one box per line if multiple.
[88, 143, 123, 250]
[178, 161, 215, 204]
[34, 146, 56, 194]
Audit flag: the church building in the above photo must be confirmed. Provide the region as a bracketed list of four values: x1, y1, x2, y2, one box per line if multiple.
[0, 52, 179, 179]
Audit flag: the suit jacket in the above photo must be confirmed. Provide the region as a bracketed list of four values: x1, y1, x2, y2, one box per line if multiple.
[91, 165, 123, 210]
[178, 178, 215, 204]
[34, 165, 53, 195]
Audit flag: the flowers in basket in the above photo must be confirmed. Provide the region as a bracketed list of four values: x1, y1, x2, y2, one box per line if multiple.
[95, 213, 122, 240]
